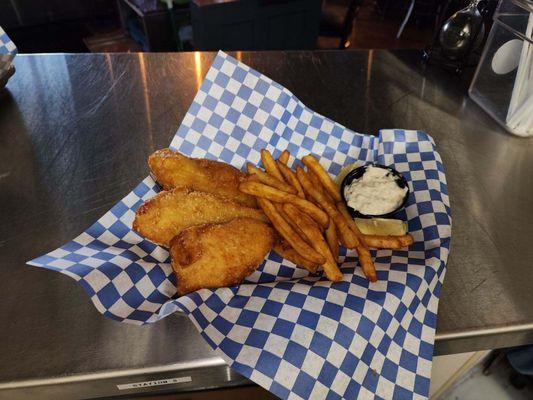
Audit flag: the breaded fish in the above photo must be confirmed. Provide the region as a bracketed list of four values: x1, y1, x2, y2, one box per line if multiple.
[148, 148, 257, 208]
[170, 218, 274, 295]
[133, 188, 268, 247]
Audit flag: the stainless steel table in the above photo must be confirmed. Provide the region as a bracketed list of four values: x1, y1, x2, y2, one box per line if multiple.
[1, 51, 532, 399]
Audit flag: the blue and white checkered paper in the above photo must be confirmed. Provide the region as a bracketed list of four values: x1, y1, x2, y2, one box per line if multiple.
[0, 26, 16, 76]
[29, 51, 451, 400]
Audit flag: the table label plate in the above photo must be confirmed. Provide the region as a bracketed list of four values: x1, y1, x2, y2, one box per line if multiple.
[117, 376, 192, 390]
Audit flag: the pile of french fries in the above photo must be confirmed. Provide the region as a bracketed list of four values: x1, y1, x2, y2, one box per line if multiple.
[238, 150, 413, 282]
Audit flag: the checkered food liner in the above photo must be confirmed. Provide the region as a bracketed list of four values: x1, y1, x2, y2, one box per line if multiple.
[0, 25, 16, 77]
[29, 51, 451, 400]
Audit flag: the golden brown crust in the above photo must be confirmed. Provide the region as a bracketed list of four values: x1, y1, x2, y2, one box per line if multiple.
[133, 188, 268, 247]
[170, 229, 202, 267]
[169, 218, 275, 295]
[148, 148, 257, 208]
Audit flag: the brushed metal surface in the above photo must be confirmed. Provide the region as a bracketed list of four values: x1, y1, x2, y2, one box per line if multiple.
[1, 51, 533, 397]
[0, 363, 250, 400]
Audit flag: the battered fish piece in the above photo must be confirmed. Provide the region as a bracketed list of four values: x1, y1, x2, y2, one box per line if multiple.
[133, 188, 268, 247]
[170, 218, 274, 295]
[149, 148, 257, 208]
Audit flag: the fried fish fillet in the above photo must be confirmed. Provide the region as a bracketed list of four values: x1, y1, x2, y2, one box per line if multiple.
[170, 218, 274, 295]
[133, 188, 268, 247]
[148, 148, 257, 208]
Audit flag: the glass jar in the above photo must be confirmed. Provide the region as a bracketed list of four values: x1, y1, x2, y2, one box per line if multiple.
[469, 0, 533, 137]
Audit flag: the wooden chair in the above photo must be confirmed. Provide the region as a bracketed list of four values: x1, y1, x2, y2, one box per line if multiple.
[320, 0, 363, 49]
[394, 0, 445, 39]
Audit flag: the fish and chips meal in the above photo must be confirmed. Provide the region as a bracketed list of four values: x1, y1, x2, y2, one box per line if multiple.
[133, 148, 414, 295]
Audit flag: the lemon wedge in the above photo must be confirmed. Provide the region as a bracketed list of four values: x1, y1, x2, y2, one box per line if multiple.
[334, 162, 364, 186]
[354, 218, 407, 236]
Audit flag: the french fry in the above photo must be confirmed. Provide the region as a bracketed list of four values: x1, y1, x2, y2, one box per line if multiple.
[325, 221, 339, 261]
[308, 169, 335, 206]
[278, 161, 305, 199]
[239, 180, 329, 227]
[276, 203, 310, 245]
[302, 155, 342, 202]
[247, 163, 297, 194]
[278, 150, 290, 165]
[278, 202, 321, 245]
[356, 245, 377, 282]
[257, 198, 326, 265]
[261, 149, 285, 182]
[336, 202, 377, 282]
[306, 169, 322, 191]
[282, 204, 343, 282]
[273, 240, 318, 273]
[363, 234, 414, 249]
[297, 168, 377, 281]
[296, 167, 356, 248]
[336, 202, 364, 236]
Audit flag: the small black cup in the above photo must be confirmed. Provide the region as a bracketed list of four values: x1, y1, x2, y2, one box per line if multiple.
[340, 163, 410, 218]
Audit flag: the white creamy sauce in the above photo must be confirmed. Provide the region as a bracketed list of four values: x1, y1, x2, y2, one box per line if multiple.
[344, 166, 407, 215]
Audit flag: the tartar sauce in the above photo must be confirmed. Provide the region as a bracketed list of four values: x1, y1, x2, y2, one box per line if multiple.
[344, 166, 408, 215]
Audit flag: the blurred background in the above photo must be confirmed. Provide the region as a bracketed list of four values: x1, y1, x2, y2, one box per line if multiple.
[0, 0, 495, 53]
